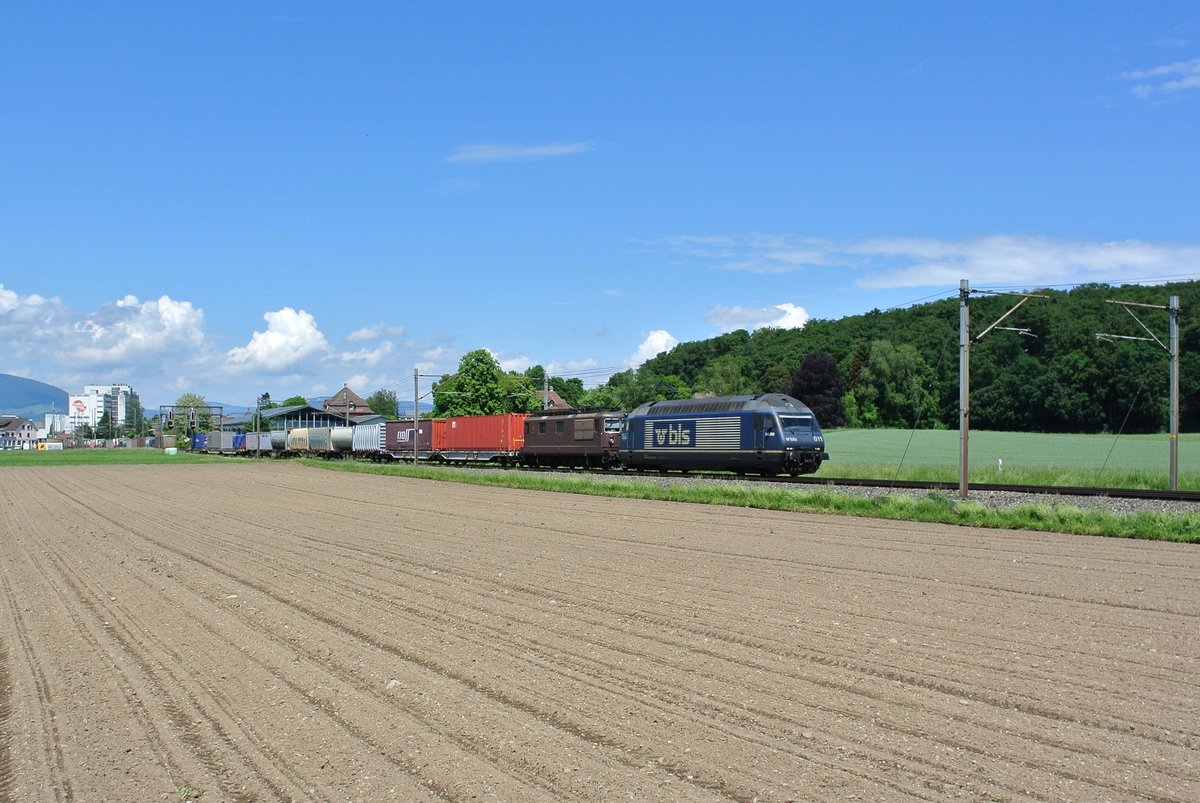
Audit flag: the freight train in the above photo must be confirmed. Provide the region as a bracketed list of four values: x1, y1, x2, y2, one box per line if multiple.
[196, 394, 829, 476]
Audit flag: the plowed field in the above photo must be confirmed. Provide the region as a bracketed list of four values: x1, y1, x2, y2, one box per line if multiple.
[1, 462, 1197, 801]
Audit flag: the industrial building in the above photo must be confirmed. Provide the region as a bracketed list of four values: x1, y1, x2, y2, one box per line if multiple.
[67, 383, 140, 434]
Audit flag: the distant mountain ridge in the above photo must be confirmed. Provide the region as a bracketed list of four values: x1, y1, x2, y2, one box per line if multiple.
[0, 374, 70, 419]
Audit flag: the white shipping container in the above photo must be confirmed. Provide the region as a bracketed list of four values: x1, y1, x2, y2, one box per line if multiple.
[287, 429, 310, 451]
[330, 426, 354, 452]
[352, 423, 385, 453]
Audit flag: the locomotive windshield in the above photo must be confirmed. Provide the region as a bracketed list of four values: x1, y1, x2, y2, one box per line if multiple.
[779, 414, 815, 432]
[603, 418, 623, 433]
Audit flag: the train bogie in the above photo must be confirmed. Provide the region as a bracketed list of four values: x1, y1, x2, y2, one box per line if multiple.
[621, 394, 828, 476]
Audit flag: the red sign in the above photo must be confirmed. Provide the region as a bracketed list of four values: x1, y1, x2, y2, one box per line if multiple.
[73, 399, 86, 413]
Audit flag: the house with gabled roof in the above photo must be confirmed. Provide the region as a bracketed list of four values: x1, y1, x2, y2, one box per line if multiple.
[324, 386, 373, 421]
[0, 416, 38, 450]
[540, 390, 572, 410]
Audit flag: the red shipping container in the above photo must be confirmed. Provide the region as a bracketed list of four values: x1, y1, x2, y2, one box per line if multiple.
[442, 414, 527, 456]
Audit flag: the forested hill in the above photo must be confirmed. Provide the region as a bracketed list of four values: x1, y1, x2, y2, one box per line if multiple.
[595, 281, 1199, 434]
[0, 374, 69, 418]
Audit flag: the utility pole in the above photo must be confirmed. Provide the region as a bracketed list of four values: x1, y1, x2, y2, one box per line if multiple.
[1096, 295, 1181, 490]
[959, 280, 970, 500]
[959, 280, 1048, 499]
[1171, 295, 1180, 492]
[414, 368, 420, 464]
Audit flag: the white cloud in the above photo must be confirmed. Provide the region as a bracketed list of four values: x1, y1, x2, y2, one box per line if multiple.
[705, 302, 810, 332]
[225, 307, 330, 373]
[346, 323, 405, 342]
[549, 357, 599, 374]
[629, 330, 679, 367]
[0, 289, 218, 401]
[343, 374, 405, 397]
[489, 349, 532, 373]
[663, 233, 1200, 289]
[660, 233, 835, 274]
[1121, 58, 1200, 97]
[339, 341, 395, 367]
[0, 285, 18, 313]
[850, 236, 1200, 288]
[71, 295, 207, 363]
[0, 287, 70, 349]
[445, 141, 592, 163]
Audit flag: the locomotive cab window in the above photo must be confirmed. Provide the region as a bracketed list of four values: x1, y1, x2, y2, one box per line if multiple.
[556, 421, 565, 434]
[603, 418, 622, 433]
[779, 415, 814, 432]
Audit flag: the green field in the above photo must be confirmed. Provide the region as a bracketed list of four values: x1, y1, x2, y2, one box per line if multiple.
[823, 429, 1199, 490]
[0, 448, 227, 467]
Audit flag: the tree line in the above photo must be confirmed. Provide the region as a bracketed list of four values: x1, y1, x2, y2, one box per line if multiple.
[163, 280, 1197, 435]
[624, 281, 1199, 433]
[415, 281, 1197, 434]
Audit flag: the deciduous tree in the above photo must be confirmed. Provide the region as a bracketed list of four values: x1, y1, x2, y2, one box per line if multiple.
[432, 349, 508, 416]
[789, 350, 847, 428]
[366, 389, 399, 419]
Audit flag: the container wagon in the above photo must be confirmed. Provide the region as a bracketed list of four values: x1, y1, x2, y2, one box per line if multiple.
[438, 413, 526, 464]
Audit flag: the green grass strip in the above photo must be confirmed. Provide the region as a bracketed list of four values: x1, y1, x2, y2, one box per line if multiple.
[304, 460, 1200, 544]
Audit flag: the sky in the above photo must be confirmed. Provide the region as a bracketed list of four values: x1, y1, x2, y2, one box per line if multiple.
[2, 1, 1199, 409]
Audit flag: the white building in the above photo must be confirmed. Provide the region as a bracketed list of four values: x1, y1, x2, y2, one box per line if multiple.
[44, 413, 69, 435]
[68, 383, 140, 434]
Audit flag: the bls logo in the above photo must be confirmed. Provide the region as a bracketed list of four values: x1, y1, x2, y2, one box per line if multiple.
[653, 422, 693, 447]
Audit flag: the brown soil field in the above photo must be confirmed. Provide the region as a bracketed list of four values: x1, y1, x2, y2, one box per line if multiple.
[1, 462, 1197, 802]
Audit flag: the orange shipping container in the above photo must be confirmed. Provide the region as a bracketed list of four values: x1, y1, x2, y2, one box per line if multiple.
[442, 414, 526, 455]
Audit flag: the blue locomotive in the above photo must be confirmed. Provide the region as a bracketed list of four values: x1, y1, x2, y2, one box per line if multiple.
[620, 393, 828, 476]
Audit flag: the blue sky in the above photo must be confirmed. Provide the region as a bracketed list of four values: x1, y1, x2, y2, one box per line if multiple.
[2, 2, 1199, 409]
